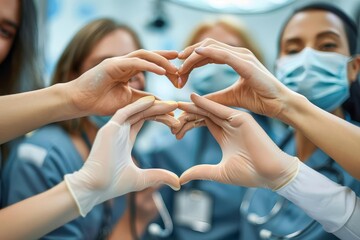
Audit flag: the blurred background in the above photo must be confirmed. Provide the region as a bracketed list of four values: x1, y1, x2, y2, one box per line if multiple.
[34, 0, 360, 101]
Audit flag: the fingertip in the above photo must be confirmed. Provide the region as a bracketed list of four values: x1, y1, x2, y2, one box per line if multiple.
[175, 133, 183, 140]
[190, 92, 201, 102]
[135, 96, 156, 109]
[178, 51, 185, 58]
[138, 95, 156, 103]
[179, 173, 191, 185]
[169, 184, 181, 191]
[163, 100, 178, 106]
[195, 47, 205, 54]
[180, 181, 189, 186]
[177, 77, 182, 89]
[155, 66, 166, 75]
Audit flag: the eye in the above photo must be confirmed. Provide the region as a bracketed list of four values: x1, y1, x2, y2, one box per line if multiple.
[284, 46, 302, 55]
[286, 49, 300, 55]
[319, 42, 338, 52]
[0, 26, 15, 39]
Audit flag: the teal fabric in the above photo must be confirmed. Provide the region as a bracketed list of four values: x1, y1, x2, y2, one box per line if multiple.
[2, 125, 125, 240]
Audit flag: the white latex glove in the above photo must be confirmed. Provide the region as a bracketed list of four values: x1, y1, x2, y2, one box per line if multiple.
[175, 93, 299, 190]
[65, 96, 181, 216]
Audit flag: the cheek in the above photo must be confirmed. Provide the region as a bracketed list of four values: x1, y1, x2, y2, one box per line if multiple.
[0, 39, 13, 64]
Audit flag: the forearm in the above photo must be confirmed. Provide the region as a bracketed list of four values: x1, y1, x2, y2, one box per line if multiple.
[0, 182, 79, 240]
[277, 162, 357, 236]
[280, 93, 360, 179]
[0, 84, 80, 144]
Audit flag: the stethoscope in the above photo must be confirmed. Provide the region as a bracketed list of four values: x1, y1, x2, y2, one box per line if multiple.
[129, 190, 173, 240]
[131, 128, 211, 239]
[240, 130, 345, 240]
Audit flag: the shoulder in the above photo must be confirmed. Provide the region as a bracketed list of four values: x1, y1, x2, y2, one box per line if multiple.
[3, 125, 83, 205]
[6, 124, 82, 175]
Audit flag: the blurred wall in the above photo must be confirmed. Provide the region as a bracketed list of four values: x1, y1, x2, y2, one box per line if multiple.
[41, 0, 360, 100]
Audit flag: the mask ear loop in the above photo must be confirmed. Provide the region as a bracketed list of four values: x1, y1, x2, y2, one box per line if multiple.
[345, 56, 360, 83]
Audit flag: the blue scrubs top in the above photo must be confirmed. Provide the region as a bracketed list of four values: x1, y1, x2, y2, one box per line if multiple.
[137, 127, 246, 240]
[2, 125, 125, 240]
[239, 118, 360, 240]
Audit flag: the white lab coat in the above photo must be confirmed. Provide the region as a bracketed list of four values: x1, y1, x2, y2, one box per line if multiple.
[277, 162, 360, 240]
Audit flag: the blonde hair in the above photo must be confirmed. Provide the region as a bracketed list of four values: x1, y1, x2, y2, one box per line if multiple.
[185, 17, 264, 63]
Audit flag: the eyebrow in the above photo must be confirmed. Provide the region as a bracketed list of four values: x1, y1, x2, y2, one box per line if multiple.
[282, 37, 302, 46]
[315, 30, 341, 40]
[283, 30, 342, 44]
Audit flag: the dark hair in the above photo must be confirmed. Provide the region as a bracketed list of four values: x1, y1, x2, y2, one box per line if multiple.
[0, 0, 43, 175]
[0, 0, 43, 95]
[278, 2, 358, 55]
[51, 18, 142, 133]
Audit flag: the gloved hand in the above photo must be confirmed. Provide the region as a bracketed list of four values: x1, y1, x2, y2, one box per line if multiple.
[65, 96, 181, 217]
[177, 38, 303, 121]
[174, 93, 299, 190]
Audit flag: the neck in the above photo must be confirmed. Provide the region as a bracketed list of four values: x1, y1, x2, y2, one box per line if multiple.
[70, 119, 98, 161]
[295, 107, 344, 162]
[82, 119, 98, 146]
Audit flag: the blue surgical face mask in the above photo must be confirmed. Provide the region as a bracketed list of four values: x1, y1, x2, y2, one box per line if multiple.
[275, 47, 350, 112]
[189, 64, 239, 95]
[89, 115, 112, 129]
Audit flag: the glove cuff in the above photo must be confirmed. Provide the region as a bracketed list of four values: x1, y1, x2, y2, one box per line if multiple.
[64, 171, 101, 217]
[271, 156, 300, 191]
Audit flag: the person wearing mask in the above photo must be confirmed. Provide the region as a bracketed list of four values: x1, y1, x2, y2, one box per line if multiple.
[178, 2, 360, 180]
[175, 93, 360, 240]
[138, 17, 267, 240]
[176, 3, 360, 239]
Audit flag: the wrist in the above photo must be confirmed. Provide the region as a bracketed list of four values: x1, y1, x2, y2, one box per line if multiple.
[271, 156, 300, 191]
[64, 170, 101, 217]
[277, 90, 309, 126]
[51, 83, 85, 121]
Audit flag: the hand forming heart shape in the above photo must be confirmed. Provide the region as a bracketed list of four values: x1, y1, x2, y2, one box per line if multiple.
[120, 38, 298, 191]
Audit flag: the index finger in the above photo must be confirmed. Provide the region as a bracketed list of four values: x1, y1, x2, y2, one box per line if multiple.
[127, 49, 178, 75]
[178, 38, 225, 59]
[128, 100, 178, 125]
[153, 50, 179, 60]
[190, 93, 236, 120]
[110, 96, 155, 125]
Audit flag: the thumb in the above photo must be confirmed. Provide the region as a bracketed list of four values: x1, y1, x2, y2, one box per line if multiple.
[141, 169, 181, 191]
[111, 96, 155, 125]
[180, 164, 220, 185]
[130, 119, 144, 143]
[205, 85, 237, 107]
[191, 93, 235, 120]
